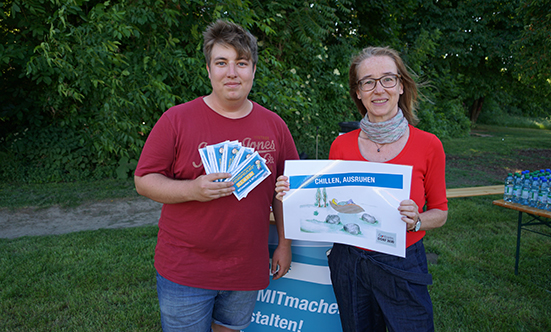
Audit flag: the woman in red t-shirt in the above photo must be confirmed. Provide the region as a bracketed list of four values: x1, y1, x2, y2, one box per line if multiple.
[276, 46, 448, 332]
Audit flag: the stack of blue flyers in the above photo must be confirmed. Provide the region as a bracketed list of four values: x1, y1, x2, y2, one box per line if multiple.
[198, 141, 272, 200]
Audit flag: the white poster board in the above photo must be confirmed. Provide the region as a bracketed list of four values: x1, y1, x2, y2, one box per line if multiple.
[282, 160, 412, 258]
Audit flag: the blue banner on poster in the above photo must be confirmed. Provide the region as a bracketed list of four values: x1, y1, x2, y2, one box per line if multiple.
[244, 226, 342, 332]
[289, 172, 403, 190]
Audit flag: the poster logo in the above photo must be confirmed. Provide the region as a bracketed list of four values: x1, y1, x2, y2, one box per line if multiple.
[376, 230, 397, 247]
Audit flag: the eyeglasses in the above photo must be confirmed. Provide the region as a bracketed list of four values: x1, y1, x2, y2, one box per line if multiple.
[357, 74, 401, 92]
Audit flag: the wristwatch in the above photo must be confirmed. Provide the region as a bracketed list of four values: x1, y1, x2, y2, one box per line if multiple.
[413, 217, 422, 232]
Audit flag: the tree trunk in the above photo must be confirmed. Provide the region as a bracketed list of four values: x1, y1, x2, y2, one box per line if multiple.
[470, 97, 485, 124]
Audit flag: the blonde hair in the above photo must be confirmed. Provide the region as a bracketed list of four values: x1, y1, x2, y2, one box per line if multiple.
[348, 47, 419, 125]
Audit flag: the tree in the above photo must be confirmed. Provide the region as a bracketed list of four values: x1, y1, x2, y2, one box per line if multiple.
[512, 0, 551, 112]
[403, 0, 526, 124]
[514, 0, 551, 83]
[0, 0, 356, 181]
[5, 0, 547, 184]
[349, 0, 471, 137]
[0, 0, 261, 181]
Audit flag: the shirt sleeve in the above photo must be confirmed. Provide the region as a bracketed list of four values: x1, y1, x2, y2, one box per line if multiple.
[135, 113, 176, 178]
[424, 135, 448, 211]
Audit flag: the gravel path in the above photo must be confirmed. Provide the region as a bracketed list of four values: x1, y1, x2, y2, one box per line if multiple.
[0, 197, 162, 239]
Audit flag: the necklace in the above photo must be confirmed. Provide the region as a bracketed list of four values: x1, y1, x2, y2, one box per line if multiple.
[359, 134, 385, 152]
[374, 142, 385, 152]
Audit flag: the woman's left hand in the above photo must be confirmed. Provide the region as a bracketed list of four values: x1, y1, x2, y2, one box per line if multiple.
[398, 199, 420, 231]
[275, 175, 290, 201]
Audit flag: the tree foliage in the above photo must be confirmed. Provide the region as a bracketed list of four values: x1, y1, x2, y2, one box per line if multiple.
[398, 0, 551, 123]
[513, 0, 551, 85]
[0, 0, 549, 183]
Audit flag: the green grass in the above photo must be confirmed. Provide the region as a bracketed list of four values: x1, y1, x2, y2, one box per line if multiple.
[443, 124, 551, 156]
[1, 196, 549, 331]
[442, 125, 551, 187]
[0, 227, 161, 331]
[0, 179, 138, 209]
[426, 195, 551, 331]
[1, 124, 551, 331]
[2, 125, 551, 209]
[1, 125, 551, 209]
[479, 114, 551, 130]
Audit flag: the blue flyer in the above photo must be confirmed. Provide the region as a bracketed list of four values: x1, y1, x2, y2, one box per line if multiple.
[229, 151, 272, 200]
[198, 141, 271, 200]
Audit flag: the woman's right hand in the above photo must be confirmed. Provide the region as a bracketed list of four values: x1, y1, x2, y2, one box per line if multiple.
[275, 175, 290, 201]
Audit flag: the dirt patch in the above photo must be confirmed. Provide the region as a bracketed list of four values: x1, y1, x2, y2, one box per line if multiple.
[446, 149, 551, 187]
[0, 197, 162, 239]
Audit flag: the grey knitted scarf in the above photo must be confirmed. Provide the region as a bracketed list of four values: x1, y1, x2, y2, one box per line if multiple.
[359, 108, 408, 144]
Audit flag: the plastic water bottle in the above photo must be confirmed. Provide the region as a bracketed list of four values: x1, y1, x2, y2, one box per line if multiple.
[537, 178, 548, 209]
[512, 172, 523, 203]
[546, 188, 551, 211]
[520, 174, 532, 205]
[504, 173, 514, 202]
[529, 177, 540, 207]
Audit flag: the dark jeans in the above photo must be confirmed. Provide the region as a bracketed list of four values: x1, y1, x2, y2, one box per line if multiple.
[328, 241, 434, 332]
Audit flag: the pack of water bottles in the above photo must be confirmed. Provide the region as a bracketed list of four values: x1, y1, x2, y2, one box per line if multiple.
[504, 169, 551, 210]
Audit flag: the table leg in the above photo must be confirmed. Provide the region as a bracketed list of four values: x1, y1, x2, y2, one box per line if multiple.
[515, 211, 522, 275]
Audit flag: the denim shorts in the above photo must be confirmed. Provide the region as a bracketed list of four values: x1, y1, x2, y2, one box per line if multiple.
[156, 272, 258, 332]
[328, 241, 434, 332]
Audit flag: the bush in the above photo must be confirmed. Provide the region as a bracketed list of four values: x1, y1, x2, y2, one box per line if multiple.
[1, 0, 475, 183]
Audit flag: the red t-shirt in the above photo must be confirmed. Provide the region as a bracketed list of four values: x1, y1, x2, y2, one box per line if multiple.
[329, 126, 448, 248]
[135, 97, 299, 290]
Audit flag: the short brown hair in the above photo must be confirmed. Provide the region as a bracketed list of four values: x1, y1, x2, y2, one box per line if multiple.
[203, 20, 258, 67]
[348, 47, 419, 125]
